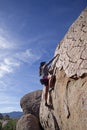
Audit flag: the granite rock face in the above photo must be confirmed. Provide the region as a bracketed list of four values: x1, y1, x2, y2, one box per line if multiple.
[40, 8, 87, 130]
[55, 8, 87, 78]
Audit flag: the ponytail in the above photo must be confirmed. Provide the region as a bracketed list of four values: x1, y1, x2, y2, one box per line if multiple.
[39, 62, 46, 76]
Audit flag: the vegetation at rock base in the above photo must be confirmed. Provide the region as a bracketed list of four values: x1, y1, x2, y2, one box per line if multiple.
[0, 122, 2, 130]
[0, 118, 18, 130]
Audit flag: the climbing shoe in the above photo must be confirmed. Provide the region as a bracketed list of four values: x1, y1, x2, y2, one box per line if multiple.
[45, 102, 48, 106]
[49, 87, 54, 92]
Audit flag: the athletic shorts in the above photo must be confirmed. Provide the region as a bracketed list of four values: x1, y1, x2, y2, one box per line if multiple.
[40, 78, 49, 86]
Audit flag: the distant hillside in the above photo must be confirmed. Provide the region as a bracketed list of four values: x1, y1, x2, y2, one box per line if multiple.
[2, 111, 23, 118]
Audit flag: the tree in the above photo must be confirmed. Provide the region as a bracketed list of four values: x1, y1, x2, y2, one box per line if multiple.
[0, 113, 3, 120]
[0, 122, 2, 130]
[4, 115, 10, 120]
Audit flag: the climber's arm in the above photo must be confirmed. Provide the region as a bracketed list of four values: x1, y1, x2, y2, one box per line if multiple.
[45, 54, 59, 67]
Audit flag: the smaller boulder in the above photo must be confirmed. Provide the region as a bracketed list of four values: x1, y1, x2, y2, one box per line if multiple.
[2, 120, 8, 128]
[16, 114, 41, 130]
[20, 90, 42, 118]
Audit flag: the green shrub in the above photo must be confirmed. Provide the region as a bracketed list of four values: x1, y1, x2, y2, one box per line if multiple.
[2, 119, 17, 130]
[0, 113, 3, 120]
[0, 122, 2, 130]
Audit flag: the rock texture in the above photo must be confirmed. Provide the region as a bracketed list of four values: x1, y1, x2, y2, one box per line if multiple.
[20, 90, 42, 118]
[0, 120, 8, 128]
[55, 8, 87, 78]
[16, 90, 42, 130]
[40, 8, 87, 130]
[16, 114, 41, 130]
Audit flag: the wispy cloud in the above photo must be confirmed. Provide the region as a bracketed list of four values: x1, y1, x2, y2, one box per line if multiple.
[15, 49, 40, 64]
[0, 27, 41, 78]
[0, 93, 20, 107]
[0, 26, 41, 112]
[0, 27, 16, 49]
[0, 95, 18, 105]
[0, 81, 7, 91]
[0, 49, 40, 78]
[0, 92, 21, 112]
[0, 36, 13, 49]
[0, 106, 22, 113]
[0, 28, 18, 77]
[0, 58, 20, 78]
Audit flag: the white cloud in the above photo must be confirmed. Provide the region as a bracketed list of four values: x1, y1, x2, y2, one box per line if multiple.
[0, 93, 20, 105]
[15, 49, 40, 64]
[0, 48, 40, 78]
[0, 93, 19, 105]
[0, 27, 19, 78]
[0, 106, 22, 113]
[0, 27, 16, 49]
[0, 27, 41, 78]
[0, 93, 22, 112]
[0, 58, 20, 78]
[0, 81, 7, 91]
[0, 97, 17, 105]
[0, 36, 12, 49]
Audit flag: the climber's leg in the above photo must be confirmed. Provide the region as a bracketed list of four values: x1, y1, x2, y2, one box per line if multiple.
[44, 86, 49, 106]
[49, 75, 56, 92]
[42, 78, 49, 106]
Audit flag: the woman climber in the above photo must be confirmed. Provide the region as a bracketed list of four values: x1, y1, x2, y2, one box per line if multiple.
[39, 54, 59, 106]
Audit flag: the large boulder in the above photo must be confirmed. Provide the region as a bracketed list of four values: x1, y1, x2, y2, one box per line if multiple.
[55, 7, 87, 78]
[40, 8, 87, 130]
[20, 90, 42, 118]
[16, 114, 41, 130]
[16, 90, 43, 130]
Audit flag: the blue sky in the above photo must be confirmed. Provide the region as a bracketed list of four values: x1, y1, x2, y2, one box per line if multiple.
[0, 0, 86, 113]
